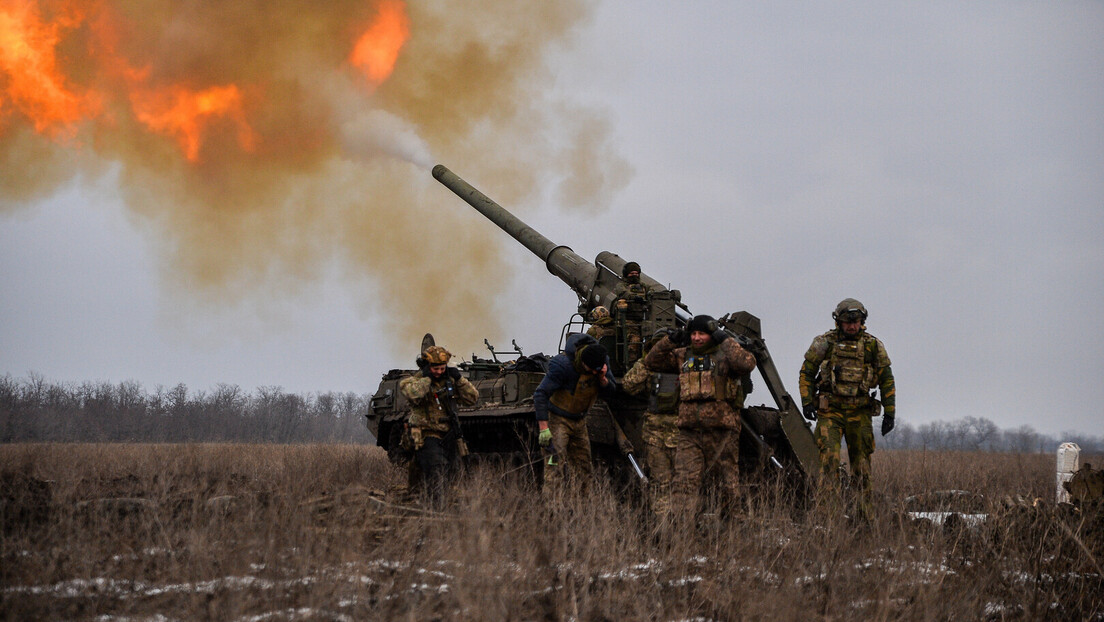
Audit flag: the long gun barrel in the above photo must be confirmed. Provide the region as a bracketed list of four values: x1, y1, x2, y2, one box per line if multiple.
[432, 165, 678, 316]
[433, 164, 600, 302]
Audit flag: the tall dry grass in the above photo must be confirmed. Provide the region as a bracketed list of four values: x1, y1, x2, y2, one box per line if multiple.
[1, 444, 1100, 621]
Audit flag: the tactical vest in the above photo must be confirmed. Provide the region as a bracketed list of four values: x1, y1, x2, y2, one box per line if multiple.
[649, 373, 679, 414]
[678, 353, 742, 403]
[409, 379, 454, 433]
[619, 282, 648, 321]
[549, 368, 601, 418]
[818, 334, 877, 409]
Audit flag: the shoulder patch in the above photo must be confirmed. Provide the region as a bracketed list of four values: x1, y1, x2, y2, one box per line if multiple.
[804, 333, 832, 363]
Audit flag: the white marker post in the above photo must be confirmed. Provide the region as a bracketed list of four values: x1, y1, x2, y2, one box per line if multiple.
[1056, 442, 1080, 504]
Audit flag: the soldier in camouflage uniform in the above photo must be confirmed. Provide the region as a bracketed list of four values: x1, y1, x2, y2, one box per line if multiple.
[586, 306, 615, 340]
[644, 315, 757, 517]
[612, 261, 652, 370]
[399, 345, 480, 507]
[622, 330, 680, 519]
[799, 299, 896, 521]
[533, 333, 618, 494]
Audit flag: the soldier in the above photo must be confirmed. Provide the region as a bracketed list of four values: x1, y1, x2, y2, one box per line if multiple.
[612, 261, 652, 368]
[644, 315, 756, 518]
[799, 298, 896, 521]
[586, 305, 615, 340]
[622, 330, 680, 520]
[533, 333, 618, 494]
[398, 345, 480, 507]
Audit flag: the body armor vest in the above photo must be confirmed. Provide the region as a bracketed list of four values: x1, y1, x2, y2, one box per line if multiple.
[619, 282, 648, 321]
[649, 373, 679, 414]
[818, 335, 877, 408]
[679, 353, 727, 401]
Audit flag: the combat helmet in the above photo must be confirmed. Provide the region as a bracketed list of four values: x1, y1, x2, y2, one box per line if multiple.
[422, 345, 452, 365]
[832, 298, 869, 324]
[588, 305, 612, 324]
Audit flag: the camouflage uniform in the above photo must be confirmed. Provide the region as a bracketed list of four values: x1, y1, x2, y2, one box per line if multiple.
[644, 331, 756, 515]
[586, 306, 616, 348]
[622, 357, 679, 518]
[533, 334, 617, 493]
[799, 327, 895, 520]
[399, 364, 479, 505]
[612, 268, 652, 369]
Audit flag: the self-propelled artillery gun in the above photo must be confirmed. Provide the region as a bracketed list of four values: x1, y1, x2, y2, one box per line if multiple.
[365, 165, 820, 490]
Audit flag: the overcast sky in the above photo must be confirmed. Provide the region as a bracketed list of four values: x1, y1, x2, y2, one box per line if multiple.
[2, 2, 1102, 437]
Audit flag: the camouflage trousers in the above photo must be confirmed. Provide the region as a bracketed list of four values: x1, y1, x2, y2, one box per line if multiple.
[544, 413, 593, 494]
[815, 409, 875, 520]
[643, 413, 678, 519]
[671, 423, 741, 516]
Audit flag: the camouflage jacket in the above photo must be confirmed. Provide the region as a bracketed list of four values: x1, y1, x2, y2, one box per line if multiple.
[586, 321, 615, 340]
[399, 372, 479, 435]
[643, 335, 756, 430]
[623, 358, 680, 447]
[798, 329, 895, 416]
[612, 280, 652, 322]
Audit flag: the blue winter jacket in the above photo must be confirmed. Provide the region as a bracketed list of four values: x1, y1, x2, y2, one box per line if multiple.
[533, 333, 618, 422]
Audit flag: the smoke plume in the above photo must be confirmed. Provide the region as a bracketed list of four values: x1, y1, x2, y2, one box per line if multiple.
[0, 0, 632, 356]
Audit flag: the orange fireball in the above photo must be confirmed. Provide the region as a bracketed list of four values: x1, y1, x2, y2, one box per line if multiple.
[350, 0, 410, 85]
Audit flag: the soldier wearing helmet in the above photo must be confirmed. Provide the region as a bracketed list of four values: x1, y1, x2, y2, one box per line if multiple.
[586, 305, 614, 339]
[399, 345, 479, 506]
[611, 261, 652, 368]
[644, 314, 757, 519]
[798, 298, 896, 521]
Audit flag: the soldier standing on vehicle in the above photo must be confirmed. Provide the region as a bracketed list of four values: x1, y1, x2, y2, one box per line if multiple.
[622, 330, 680, 521]
[399, 345, 479, 507]
[612, 261, 652, 369]
[586, 305, 616, 342]
[644, 315, 757, 518]
[533, 333, 618, 494]
[798, 298, 896, 521]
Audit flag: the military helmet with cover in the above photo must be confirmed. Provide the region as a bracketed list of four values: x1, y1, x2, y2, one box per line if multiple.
[588, 305, 611, 323]
[422, 345, 452, 365]
[832, 298, 868, 323]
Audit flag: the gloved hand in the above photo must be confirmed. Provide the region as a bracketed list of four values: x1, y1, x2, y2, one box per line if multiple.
[538, 427, 552, 447]
[415, 356, 428, 371]
[881, 414, 896, 435]
[802, 403, 818, 422]
[447, 366, 462, 380]
[712, 328, 729, 344]
[667, 327, 688, 347]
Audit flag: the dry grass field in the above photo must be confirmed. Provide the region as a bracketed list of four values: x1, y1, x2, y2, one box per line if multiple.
[1, 444, 1101, 621]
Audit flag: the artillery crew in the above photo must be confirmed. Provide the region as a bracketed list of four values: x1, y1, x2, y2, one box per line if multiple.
[399, 345, 479, 507]
[533, 333, 618, 494]
[643, 315, 756, 518]
[799, 298, 896, 521]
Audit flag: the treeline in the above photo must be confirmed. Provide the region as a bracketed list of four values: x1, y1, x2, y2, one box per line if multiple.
[0, 374, 373, 443]
[878, 415, 1103, 454]
[1, 374, 1100, 452]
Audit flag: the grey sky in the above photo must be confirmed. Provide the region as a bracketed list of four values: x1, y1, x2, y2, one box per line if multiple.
[2, 2, 1102, 436]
